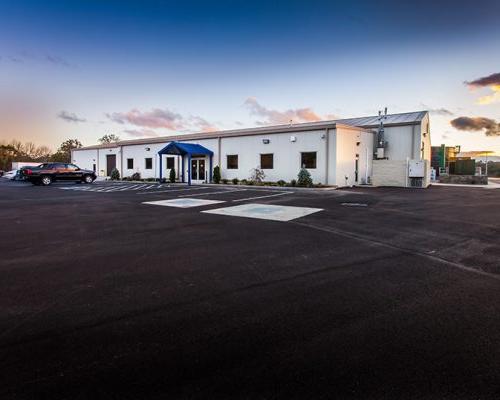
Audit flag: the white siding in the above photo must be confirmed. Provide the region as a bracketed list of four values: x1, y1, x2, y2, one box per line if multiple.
[334, 127, 374, 187]
[219, 129, 328, 183]
[72, 149, 98, 174]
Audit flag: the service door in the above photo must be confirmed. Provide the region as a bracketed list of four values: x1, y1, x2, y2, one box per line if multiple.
[106, 154, 116, 176]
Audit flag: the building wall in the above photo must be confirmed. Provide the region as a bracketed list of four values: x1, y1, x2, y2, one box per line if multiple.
[334, 127, 374, 186]
[72, 149, 98, 174]
[372, 159, 408, 187]
[218, 129, 329, 184]
[383, 125, 416, 160]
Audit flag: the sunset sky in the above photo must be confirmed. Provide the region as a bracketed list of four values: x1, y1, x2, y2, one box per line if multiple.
[1, 0, 499, 154]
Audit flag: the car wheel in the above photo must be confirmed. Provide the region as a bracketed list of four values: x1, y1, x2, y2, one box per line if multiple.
[40, 175, 52, 186]
[83, 175, 94, 184]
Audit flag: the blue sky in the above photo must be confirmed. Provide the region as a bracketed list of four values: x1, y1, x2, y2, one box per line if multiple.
[1, 0, 499, 153]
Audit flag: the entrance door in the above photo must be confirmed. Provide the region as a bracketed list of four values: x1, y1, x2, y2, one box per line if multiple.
[106, 154, 116, 176]
[191, 158, 206, 183]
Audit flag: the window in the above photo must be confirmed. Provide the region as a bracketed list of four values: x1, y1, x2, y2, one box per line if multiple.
[227, 155, 238, 169]
[166, 157, 175, 169]
[301, 152, 317, 169]
[127, 158, 134, 169]
[93, 164, 96, 172]
[260, 153, 273, 169]
[66, 164, 79, 170]
[145, 158, 153, 169]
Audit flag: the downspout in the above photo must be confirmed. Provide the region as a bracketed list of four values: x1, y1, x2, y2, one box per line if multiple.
[120, 145, 123, 178]
[325, 128, 329, 185]
[411, 124, 416, 160]
[218, 136, 221, 167]
[158, 153, 163, 181]
[365, 145, 368, 184]
[405, 157, 409, 187]
[97, 148, 100, 176]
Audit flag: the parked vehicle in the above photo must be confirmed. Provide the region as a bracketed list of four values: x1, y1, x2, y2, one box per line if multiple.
[23, 163, 97, 186]
[2, 170, 19, 180]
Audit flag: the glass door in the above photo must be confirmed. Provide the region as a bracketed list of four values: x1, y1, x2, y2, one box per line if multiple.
[191, 158, 206, 183]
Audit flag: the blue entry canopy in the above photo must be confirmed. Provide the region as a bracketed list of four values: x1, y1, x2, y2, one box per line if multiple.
[158, 141, 213, 157]
[158, 141, 213, 184]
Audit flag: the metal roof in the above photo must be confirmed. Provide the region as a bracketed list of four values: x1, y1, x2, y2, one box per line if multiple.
[74, 111, 428, 151]
[335, 111, 427, 128]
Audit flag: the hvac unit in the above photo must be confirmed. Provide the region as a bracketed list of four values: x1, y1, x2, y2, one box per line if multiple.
[408, 160, 425, 188]
[409, 177, 423, 187]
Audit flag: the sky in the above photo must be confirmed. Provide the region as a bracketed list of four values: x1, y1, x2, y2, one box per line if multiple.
[0, 0, 499, 154]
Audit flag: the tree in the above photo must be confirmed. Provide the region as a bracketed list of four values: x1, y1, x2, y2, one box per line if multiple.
[169, 168, 176, 183]
[98, 134, 120, 144]
[50, 139, 82, 163]
[213, 165, 221, 183]
[0, 140, 53, 170]
[297, 167, 313, 187]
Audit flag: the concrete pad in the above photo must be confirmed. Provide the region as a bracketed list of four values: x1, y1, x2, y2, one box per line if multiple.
[202, 203, 323, 221]
[142, 198, 225, 208]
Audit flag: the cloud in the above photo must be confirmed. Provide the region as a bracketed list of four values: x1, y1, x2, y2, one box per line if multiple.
[420, 104, 454, 116]
[450, 116, 500, 137]
[107, 108, 184, 130]
[123, 129, 160, 138]
[188, 116, 218, 132]
[57, 110, 86, 123]
[465, 72, 500, 105]
[244, 97, 323, 125]
[107, 107, 218, 133]
[1, 52, 75, 68]
[45, 55, 73, 68]
[466, 72, 500, 88]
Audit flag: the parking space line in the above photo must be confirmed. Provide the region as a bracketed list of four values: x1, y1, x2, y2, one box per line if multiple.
[137, 187, 209, 194]
[231, 191, 292, 202]
[179, 189, 247, 197]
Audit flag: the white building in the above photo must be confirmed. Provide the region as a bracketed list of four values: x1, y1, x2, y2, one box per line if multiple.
[72, 111, 431, 187]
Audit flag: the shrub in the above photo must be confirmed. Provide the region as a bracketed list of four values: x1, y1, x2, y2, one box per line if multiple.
[297, 168, 313, 187]
[232, 178, 239, 185]
[247, 180, 254, 185]
[131, 172, 141, 181]
[213, 165, 221, 184]
[249, 167, 265, 183]
[222, 178, 229, 184]
[145, 178, 156, 182]
[169, 168, 176, 183]
[277, 179, 286, 187]
[110, 168, 120, 181]
[290, 179, 297, 187]
[240, 179, 248, 185]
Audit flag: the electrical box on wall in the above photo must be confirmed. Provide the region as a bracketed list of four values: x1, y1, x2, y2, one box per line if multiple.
[409, 160, 425, 178]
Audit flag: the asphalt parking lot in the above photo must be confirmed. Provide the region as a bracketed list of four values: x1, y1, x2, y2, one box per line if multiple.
[1, 180, 500, 399]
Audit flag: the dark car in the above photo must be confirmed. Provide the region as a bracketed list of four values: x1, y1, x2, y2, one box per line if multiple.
[23, 163, 97, 186]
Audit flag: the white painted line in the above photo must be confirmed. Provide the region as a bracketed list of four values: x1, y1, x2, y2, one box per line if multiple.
[180, 189, 247, 197]
[144, 184, 157, 189]
[202, 203, 323, 222]
[231, 191, 291, 202]
[137, 187, 209, 195]
[143, 198, 225, 208]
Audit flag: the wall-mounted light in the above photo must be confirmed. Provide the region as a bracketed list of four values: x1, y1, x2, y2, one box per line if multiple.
[290, 136, 297, 142]
[262, 139, 270, 144]
[145, 147, 151, 151]
[320, 134, 326, 139]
